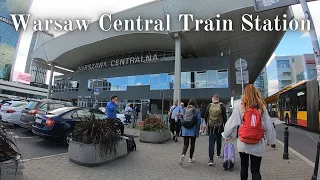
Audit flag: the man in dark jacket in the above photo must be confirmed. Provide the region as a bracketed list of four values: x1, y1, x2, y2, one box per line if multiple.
[204, 94, 227, 166]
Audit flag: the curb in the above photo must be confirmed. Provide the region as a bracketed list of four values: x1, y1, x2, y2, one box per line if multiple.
[276, 139, 315, 168]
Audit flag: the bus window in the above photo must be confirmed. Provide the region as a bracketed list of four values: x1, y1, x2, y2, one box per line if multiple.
[297, 90, 307, 111]
[284, 95, 291, 111]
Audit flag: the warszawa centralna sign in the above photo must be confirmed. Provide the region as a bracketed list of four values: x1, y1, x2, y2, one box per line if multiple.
[77, 54, 165, 72]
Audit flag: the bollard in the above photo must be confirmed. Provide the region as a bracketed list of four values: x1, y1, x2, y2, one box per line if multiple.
[271, 122, 276, 148]
[311, 136, 320, 180]
[283, 126, 289, 159]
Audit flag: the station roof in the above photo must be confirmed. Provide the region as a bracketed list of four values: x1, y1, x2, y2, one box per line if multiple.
[31, 0, 293, 95]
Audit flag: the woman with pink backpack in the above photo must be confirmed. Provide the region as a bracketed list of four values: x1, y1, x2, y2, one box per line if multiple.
[221, 84, 276, 180]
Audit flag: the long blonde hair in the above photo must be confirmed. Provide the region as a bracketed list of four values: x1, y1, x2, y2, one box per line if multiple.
[241, 84, 265, 115]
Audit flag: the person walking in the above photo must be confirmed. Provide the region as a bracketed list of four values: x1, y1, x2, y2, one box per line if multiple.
[93, 100, 99, 109]
[169, 98, 183, 142]
[205, 94, 227, 166]
[106, 95, 118, 119]
[125, 103, 133, 123]
[199, 103, 207, 135]
[178, 98, 201, 165]
[221, 84, 276, 180]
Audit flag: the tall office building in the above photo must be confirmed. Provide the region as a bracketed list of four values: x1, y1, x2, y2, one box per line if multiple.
[266, 54, 315, 96]
[25, 31, 54, 73]
[290, 54, 317, 83]
[267, 56, 294, 96]
[0, 0, 32, 80]
[254, 67, 268, 98]
[26, 31, 54, 85]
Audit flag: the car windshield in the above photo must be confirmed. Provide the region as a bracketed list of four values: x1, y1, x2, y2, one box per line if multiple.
[25, 101, 39, 110]
[90, 109, 106, 120]
[48, 107, 74, 115]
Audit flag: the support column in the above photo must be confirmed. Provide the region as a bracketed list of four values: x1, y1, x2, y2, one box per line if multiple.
[47, 62, 55, 99]
[173, 32, 181, 102]
[299, 0, 320, 93]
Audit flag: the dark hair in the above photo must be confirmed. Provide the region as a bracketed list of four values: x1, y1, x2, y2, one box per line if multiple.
[110, 95, 117, 100]
[187, 98, 198, 108]
[212, 94, 219, 99]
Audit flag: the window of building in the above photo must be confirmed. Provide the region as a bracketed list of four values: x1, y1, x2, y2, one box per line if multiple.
[217, 70, 228, 88]
[296, 72, 305, 82]
[307, 69, 317, 80]
[277, 60, 290, 68]
[135, 75, 142, 86]
[181, 72, 191, 89]
[103, 78, 110, 90]
[141, 75, 150, 85]
[128, 76, 135, 86]
[109, 77, 121, 91]
[282, 72, 291, 76]
[195, 71, 207, 88]
[207, 70, 218, 88]
[150, 74, 159, 90]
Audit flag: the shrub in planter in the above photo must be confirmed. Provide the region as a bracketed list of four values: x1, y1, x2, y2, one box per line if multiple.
[68, 116, 127, 166]
[0, 124, 23, 180]
[139, 115, 167, 132]
[139, 115, 171, 143]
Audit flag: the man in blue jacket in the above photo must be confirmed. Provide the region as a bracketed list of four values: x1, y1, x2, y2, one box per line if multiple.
[106, 95, 118, 119]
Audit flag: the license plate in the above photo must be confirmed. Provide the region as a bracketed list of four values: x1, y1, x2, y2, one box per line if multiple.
[35, 119, 42, 124]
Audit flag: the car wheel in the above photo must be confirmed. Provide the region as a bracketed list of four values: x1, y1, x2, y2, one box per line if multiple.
[63, 131, 73, 146]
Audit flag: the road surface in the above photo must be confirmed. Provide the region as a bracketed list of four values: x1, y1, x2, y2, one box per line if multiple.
[274, 118, 319, 163]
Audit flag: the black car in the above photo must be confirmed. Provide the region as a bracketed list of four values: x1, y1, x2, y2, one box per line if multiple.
[20, 100, 73, 130]
[32, 107, 124, 145]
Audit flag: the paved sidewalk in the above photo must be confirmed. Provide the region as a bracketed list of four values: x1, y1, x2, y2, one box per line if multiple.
[22, 128, 313, 180]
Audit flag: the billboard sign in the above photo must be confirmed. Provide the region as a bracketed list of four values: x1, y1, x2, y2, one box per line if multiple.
[12, 71, 31, 84]
[253, 0, 317, 12]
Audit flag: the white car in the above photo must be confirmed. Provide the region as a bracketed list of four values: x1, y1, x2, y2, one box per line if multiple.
[1, 101, 28, 126]
[98, 107, 126, 123]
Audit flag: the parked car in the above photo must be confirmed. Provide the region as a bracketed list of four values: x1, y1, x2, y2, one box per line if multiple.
[98, 107, 126, 123]
[0, 100, 25, 121]
[1, 101, 28, 126]
[32, 107, 124, 145]
[20, 100, 73, 130]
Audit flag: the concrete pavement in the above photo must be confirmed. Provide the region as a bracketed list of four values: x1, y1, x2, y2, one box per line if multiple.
[22, 128, 313, 180]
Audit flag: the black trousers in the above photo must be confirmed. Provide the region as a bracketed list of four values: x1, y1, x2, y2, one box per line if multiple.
[170, 119, 181, 136]
[239, 152, 262, 180]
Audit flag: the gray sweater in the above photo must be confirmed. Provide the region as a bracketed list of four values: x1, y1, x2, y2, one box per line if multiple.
[222, 100, 276, 157]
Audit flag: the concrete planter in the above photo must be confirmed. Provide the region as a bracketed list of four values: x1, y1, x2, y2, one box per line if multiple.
[68, 139, 127, 166]
[0, 156, 23, 180]
[139, 129, 171, 143]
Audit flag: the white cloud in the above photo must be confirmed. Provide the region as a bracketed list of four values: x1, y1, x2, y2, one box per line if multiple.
[291, 1, 320, 38]
[13, 0, 154, 74]
[268, 80, 279, 96]
[266, 52, 275, 67]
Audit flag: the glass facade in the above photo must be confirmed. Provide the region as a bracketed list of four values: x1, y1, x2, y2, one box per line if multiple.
[0, 0, 31, 80]
[277, 60, 290, 68]
[53, 81, 80, 92]
[54, 69, 229, 92]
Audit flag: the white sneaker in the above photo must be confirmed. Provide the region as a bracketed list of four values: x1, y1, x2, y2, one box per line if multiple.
[179, 155, 185, 165]
[208, 160, 214, 166]
[188, 158, 196, 163]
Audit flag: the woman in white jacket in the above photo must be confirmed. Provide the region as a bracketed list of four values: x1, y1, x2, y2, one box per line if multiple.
[222, 84, 276, 180]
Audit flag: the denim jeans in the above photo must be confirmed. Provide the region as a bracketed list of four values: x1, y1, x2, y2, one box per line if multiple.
[209, 133, 222, 160]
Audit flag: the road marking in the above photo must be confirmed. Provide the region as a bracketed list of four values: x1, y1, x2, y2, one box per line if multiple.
[276, 139, 315, 168]
[22, 153, 68, 162]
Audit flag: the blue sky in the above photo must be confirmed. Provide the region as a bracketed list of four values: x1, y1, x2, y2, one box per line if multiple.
[275, 30, 315, 56]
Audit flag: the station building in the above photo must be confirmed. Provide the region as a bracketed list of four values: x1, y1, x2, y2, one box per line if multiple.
[31, 0, 292, 114]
